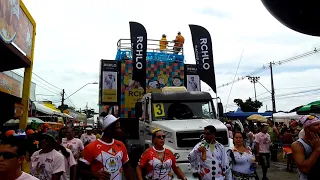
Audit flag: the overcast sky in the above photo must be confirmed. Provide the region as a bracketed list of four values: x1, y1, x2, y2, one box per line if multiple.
[20, 0, 320, 112]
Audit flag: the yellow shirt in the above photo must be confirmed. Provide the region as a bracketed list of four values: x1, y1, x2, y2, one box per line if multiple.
[159, 37, 168, 50]
[21, 152, 31, 174]
[175, 35, 185, 47]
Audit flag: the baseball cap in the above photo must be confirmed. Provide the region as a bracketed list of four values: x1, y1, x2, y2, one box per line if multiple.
[13, 129, 26, 138]
[102, 114, 119, 131]
[26, 129, 35, 136]
[5, 130, 15, 137]
[300, 115, 320, 128]
[42, 129, 59, 142]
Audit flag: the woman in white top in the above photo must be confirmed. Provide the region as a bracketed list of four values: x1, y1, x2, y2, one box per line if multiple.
[228, 131, 258, 180]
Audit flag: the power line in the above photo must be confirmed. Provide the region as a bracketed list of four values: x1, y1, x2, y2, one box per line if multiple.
[31, 72, 63, 91]
[14, 69, 62, 94]
[217, 47, 320, 89]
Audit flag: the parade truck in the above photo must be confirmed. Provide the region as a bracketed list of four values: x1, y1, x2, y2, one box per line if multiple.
[99, 23, 231, 176]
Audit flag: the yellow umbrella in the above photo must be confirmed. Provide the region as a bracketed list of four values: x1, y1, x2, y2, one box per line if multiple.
[247, 114, 268, 123]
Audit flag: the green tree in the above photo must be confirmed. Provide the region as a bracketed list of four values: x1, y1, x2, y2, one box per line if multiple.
[234, 98, 263, 112]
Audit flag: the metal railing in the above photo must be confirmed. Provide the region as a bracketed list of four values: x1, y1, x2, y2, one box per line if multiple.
[117, 39, 184, 55]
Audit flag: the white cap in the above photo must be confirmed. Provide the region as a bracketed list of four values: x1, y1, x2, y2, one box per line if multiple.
[102, 114, 119, 131]
[86, 127, 93, 131]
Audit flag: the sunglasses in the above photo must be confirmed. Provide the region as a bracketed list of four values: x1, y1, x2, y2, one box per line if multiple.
[156, 135, 166, 139]
[0, 152, 19, 159]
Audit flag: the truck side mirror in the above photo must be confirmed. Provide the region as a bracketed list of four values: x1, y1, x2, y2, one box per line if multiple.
[135, 102, 142, 118]
[217, 102, 224, 118]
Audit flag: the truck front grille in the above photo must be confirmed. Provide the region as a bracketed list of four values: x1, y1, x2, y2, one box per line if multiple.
[176, 130, 229, 148]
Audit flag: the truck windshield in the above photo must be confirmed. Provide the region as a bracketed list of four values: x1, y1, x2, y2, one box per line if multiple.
[152, 101, 215, 120]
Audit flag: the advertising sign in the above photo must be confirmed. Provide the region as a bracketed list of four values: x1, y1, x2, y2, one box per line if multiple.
[120, 60, 144, 118]
[0, 72, 21, 97]
[146, 61, 184, 93]
[0, 0, 34, 57]
[189, 24, 217, 93]
[185, 64, 201, 91]
[101, 60, 118, 103]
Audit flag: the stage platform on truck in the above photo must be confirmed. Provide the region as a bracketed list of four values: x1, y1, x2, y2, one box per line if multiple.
[115, 39, 185, 62]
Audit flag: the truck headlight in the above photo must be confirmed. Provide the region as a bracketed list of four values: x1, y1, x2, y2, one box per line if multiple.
[174, 153, 180, 159]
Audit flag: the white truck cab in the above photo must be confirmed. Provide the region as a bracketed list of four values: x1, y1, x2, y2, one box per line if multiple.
[135, 87, 231, 176]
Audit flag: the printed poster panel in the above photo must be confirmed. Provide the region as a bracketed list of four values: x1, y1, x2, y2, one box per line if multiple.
[121, 60, 144, 118]
[0, 0, 34, 57]
[101, 60, 117, 103]
[146, 61, 184, 93]
[187, 75, 200, 91]
[0, 72, 21, 97]
[185, 64, 201, 91]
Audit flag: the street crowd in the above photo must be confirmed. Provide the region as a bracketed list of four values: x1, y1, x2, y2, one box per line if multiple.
[0, 114, 319, 180]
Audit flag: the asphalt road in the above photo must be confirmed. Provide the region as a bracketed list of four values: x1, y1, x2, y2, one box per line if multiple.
[256, 166, 299, 180]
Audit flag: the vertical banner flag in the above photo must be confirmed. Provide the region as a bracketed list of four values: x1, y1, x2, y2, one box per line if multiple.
[189, 25, 217, 93]
[129, 21, 147, 91]
[101, 60, 118, 103]
[184, 64, 201, 92]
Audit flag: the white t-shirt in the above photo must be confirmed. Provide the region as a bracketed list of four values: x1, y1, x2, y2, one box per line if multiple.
[299, 129, 305, 139]
[80, 133, 96, 145]
[30, 149, 65, 180]
[61, 138, 84, 157]
[59, 149, 77, 180]
[16, 172, 39, 180]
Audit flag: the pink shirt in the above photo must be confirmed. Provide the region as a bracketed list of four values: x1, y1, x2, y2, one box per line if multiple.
[254, 132, 271, 153]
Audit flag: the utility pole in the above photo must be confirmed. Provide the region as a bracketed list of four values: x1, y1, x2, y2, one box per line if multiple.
[60, 89, 65, 113]
[247, 76, 260, 101]
[270, 62, 276, 112]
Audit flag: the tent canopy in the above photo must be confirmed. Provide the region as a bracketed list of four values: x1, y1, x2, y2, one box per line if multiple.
[225, 111, 273, 118]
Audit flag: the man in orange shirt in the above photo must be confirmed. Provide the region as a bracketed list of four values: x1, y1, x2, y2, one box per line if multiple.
[79, 114, 133, 180]
[173, 32, 185, 54]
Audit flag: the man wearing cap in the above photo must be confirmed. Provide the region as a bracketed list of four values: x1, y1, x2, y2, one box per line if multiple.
[159, 34, 168, 52]
[30, 129, 65, 180]
[292, 115, 320, 180]
[79, 114, 133, 180]
[173, 31, 184, 54]
[80, 127, 96, 146]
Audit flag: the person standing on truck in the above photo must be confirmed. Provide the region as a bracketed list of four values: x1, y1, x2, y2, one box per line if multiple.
[159, 34, 168, 52]
[136, 128, 187, 180]
[173, 32, 184, 54]
[79, 114, 133, 180]
[188, 125, 232, 180]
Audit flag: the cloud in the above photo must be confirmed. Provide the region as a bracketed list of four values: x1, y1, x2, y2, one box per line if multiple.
[22, 0, 320, 113]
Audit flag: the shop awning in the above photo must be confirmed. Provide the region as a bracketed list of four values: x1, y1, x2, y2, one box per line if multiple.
[33, 102, 54, 115]
[64, 113, 73, 118]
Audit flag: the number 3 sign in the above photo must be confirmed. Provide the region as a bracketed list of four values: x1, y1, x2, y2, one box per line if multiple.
[153, 103, 165, 117]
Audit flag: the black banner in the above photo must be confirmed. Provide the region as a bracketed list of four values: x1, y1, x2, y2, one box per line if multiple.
[129, 21, 147, 91]
[184, 64, 201, 91]
[100, 60, 118, 104]
[189, 25, 217, 93]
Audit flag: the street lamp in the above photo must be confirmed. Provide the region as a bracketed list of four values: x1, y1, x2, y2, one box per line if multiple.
[65, 82, 98, 100]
